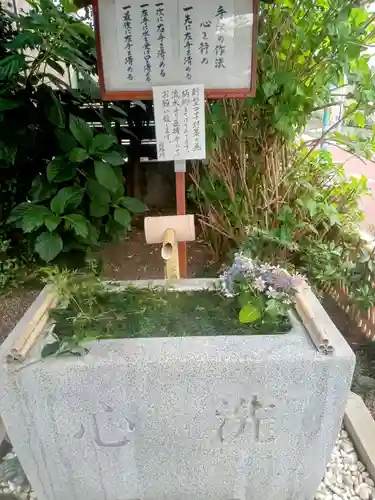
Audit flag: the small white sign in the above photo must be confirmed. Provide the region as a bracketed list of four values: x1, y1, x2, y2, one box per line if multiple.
[153, 84, 206, 161]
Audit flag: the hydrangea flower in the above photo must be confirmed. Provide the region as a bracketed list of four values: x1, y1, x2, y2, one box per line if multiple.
[220, 252, 304, 303]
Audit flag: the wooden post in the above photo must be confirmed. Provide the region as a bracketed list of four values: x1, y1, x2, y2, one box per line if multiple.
[175, 170, 187, 278]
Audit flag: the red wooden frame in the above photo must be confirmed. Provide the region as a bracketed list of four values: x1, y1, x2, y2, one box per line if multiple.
[93, 0, 259, 101]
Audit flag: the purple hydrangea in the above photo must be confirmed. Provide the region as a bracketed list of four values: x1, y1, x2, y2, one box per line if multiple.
[220, 252, 304, 299]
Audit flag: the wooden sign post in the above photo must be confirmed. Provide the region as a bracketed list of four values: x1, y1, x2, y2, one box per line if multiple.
[152, 84, 206, 276]
[92, 0, 259, 277]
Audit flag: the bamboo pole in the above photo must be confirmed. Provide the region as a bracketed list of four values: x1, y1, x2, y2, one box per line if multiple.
[162, 229, 180, 280]
[8, 292, 57, 362]
[295, 286, 334, 355]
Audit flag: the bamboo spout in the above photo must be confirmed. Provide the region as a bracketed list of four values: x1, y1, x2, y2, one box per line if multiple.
[162, 229, 180, 280]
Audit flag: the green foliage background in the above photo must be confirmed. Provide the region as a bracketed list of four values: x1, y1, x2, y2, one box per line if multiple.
[0, 0, 145, 266]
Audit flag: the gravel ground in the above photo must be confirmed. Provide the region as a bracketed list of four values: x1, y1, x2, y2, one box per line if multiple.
[0, 288, 41, 341]
[316, 429, 374, 500]
[0, 428, 373, 500]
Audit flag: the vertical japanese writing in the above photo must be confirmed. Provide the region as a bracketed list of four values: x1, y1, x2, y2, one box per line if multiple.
[183, 6, 193, 80]
[181, 89, 190, 152]
[140, 3, 151, 83]
[122, 5, 133, 81]
[214, 5, 227, 69]
[159, 89, 171, 160]
[156, 2, 166, 78]
[153, 85, 204, 161]
[199, 21, 212, 65]
[191, 87, 201, 152]
[171, 88, 181, 157]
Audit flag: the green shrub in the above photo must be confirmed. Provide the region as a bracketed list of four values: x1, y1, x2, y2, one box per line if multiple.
[0, 1, 145, 262]
[192, 0, 375, 258]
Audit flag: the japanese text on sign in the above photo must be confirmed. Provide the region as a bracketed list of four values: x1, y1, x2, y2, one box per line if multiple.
[107, 0, 255, 92]
[153, 84, 205, 161]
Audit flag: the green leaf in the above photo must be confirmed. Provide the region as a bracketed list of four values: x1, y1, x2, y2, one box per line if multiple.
[0, 54, 26, 79]
[94, 161, 119, 193]
[101, 151, 124, 166]
[19, 205, 50, 233]
[239, 291, 255, 308]
[7, 203, 30, 224]
[50, 186, 84, 215]
[69, 148, 89, 163]
[90, 202, 110, 217]
[105, 217, 127, 238]
[55, 129, 77, 153]
[46, 92, 65, 128]
[41, 341, 60, 358]
[110, 104, 128, 118]
[239, 304, 261, 324]
[86, 223, 99, 245]
[64, 214, 89, 238]
[34, 232, 63, 262]
[69, 115, 93, 150]
[29, 175, 57, 203]
[114, 207, 131, 227]
[47, 157, 76, 183]
[61, 0, 78, 12]
[354, 111, 365, 128]
[119, 196, 146, 213]
[87, 179, 111, 204]
[91, 134, 116, 152]
[306, 199, 317, 217]
[0, 98, 21, 111]
[44, 213, 61, 232]
[262, 82, 277, 99]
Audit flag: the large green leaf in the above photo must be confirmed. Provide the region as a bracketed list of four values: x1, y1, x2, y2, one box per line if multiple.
[91, 134, 116, 152]
[6, 31, 43, 50]
[0, 54, 26, 79]
[101, 151, 124, 166]
[50, 186, 84, 215]
[34, 232, 63, 262]
[47, 157, 76, 183]
[7, 203, 30, 224]
[69, 115, 93, 150]
[114, 207, 131, 227]
[16, 205, 50, 233]
[87, 179, 111, 204]
[94, 161, 119, 193]
[44, 213, 61, 232]
[120, 196, 146, 213]
[64, 214, 89, 238]
[69, 148, 89, 163]
[90, 201, 110, 218]
[239, 303, 261, 324]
